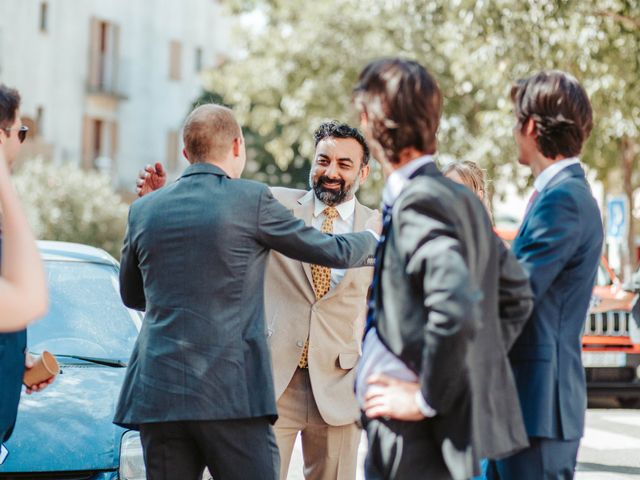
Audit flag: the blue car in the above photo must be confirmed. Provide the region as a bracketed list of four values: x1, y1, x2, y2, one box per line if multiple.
[0, 241, 145, 479]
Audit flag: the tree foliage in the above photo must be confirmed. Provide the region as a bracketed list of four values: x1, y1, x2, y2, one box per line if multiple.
[195, 89, 312, 190]
[13, 158, 128, 259]
[208, 0, 639, 214]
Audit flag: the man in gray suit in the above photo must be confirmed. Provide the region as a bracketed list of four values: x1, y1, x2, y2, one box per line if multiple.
[353, 58, 533, 479]
[113, 104, 377, 480]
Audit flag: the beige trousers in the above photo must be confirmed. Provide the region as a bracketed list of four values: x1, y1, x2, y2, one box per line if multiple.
[275, 368, 361, 480]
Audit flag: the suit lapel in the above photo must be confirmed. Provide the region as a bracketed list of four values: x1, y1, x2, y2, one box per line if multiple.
[294, 190, 316, 292]
[352, 198, 368, 232]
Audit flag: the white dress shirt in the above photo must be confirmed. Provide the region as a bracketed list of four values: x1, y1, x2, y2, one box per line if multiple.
[312, 195, 356, 290]
[356, 155, 437, 417]
[533, 157, 580, 193]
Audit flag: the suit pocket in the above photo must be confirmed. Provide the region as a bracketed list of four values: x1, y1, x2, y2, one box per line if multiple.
[338, 352, 359, 370]
[509, 343, 554, 362]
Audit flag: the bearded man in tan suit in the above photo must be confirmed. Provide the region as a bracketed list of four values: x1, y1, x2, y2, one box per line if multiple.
[267, 121, 377, 480]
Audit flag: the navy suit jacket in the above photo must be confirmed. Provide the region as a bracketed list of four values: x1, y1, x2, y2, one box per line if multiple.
[0, 237, 27, 443]
[511, 163, 603, 440]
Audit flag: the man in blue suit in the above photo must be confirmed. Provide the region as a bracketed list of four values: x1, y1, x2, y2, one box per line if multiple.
[488, 71, 604, 479]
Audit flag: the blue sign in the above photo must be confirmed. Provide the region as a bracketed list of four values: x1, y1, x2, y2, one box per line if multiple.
[607, 197, 626, 239]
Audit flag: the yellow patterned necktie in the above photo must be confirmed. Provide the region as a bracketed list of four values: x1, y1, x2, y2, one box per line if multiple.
[298, 206, 339, 368]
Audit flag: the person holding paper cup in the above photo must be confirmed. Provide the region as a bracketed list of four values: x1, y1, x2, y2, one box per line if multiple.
[0, 84, 51, 444]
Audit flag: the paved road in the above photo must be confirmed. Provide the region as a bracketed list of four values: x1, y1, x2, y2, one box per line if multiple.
[286, 405, 640, 479]
[577, 408, 640, 479]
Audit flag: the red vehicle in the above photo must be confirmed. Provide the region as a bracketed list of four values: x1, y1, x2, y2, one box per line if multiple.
[582, 258, 640, 407]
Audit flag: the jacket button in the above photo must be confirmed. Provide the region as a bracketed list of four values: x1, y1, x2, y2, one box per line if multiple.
[296, 340, 304, 348]
[266, 329, 273, 338]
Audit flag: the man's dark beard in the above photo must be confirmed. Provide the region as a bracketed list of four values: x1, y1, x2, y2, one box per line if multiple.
[313, 176, 348, 206]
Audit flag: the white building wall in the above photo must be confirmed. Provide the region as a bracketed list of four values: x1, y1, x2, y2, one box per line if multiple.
[0, 0, 229, 190]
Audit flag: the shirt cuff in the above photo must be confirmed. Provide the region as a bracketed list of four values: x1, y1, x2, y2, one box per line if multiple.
[366, 229, 380, 241]
[415, 391, 437, 418]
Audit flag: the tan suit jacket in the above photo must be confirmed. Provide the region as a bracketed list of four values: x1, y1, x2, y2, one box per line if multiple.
[266, 187, 376, 426]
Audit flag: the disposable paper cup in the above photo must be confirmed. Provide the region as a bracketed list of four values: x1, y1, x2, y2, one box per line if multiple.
[23, 351, 60, 387]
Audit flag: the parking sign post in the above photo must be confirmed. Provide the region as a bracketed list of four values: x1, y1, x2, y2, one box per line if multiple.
[607, 196, 629, 276]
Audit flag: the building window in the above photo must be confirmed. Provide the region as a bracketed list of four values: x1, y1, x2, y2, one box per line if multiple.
[36, 107, 44, 136]
[169, 40, 182, 81]
[166, 130, 180, 171]
[88, 18, 121, 94]
[82, 117, 118, 172]
[39, 2, 48, 33]
[195, 47, 203, 72]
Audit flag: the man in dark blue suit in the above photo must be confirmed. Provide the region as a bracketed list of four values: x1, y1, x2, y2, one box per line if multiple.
[488, 71, 604, 479]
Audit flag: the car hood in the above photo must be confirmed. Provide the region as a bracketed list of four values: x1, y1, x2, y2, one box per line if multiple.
[1, 363, 127, 473]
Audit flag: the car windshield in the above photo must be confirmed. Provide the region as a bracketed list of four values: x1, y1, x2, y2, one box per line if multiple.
[28, 260, 141, 361]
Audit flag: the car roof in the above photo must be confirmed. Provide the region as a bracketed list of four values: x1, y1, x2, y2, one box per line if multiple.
[37, 241, 118, 267]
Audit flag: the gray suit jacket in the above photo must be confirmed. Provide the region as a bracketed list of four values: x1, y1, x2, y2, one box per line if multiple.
[372, 162, 532, 477]
[113, 163, 376, 429]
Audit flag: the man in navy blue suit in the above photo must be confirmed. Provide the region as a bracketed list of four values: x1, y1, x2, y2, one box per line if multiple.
[488, 71, 604, 479]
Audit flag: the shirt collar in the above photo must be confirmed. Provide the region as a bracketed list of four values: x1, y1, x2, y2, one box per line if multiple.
[313, 194, 356, 221]
[383, 155, 434, 207]
[533, 157, 580, 193]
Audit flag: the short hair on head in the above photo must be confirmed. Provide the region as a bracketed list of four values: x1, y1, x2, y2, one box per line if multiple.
[443, 160, 487, 199]
[313, 121, 370, 166]
[352, 58, 442, 164]
[0, 84, 21, 130]
[183, 104, 241, 163]
[510, 70, 593, 159]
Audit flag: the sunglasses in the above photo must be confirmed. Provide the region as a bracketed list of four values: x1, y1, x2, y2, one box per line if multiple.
[2, 125, 29, 143]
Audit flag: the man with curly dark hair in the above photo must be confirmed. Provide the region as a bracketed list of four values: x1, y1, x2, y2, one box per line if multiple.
[267, 121, 378, 480]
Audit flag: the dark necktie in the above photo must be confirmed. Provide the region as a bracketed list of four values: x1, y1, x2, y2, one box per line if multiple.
[363, 204, 392, 337]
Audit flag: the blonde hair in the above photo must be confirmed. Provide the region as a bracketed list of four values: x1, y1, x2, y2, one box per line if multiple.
[443, 161, 487, 199]
[443, 161, 493, 221]
[183, 104, 241, 163]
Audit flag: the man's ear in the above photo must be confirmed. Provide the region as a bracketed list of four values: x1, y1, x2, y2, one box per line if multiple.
[182, 148, 189, 161]
[232, 137, 242, 157]
[524, 117, 537, 137]
[360, 111, 369, 127]
[359, 164, 370, 184]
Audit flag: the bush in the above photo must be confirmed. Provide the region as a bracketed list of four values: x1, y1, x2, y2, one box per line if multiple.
[13, 158, 128, 259]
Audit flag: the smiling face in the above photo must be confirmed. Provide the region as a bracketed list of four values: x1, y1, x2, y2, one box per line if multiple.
[309, 136, 370, 206]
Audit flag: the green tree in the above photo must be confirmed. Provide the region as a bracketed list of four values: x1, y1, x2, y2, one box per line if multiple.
[209, 0, 640, 267]
[195, 89, 312, 190]
[13, 158, 128, 259]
